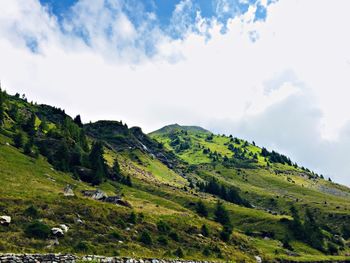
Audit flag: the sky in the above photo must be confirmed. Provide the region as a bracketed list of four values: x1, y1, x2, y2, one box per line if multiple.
[1, 0, 350, 185]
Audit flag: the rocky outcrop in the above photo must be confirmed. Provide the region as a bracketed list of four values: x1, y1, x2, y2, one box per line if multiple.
[0, 216, 11, 226]
[0, 254, 214, 263]
[63, 185, 75, 197]
[82, 189, 132, 208]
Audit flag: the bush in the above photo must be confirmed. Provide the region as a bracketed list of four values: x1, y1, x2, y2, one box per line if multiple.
[202, 247, 211, 256]
[75, 241, 90, 252]
[169, 231, 179, 242]
[109, 231, 122, 240]
[157, 235, 169, 246]
[128, 211, 137, 224]
[328, 242, 339, 255]
[157, 220, 171, 233]
[196, 200, 208, 217]
[139, 230, 152, 245]
[201, 224, 209, 237]
[174, 247, 184, 258]
[24, 205, 39, 218]
[24, 221, 51, 239]
[13, 131, 24, 148]
[116, 218, 126, 229]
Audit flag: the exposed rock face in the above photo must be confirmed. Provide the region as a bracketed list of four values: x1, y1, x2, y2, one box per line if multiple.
[82, 189, 107, 200]
[105, 196, 132, 208]
[0, 216, 11, 226]
[82, 189, 132, 208]
[63, 185, 75, 197]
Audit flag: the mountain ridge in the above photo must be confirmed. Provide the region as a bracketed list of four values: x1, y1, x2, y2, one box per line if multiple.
[0, 89, 350, 262]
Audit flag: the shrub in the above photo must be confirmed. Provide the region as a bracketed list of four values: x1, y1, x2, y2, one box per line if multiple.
[196, 200, 208, 217]
[116, 218, 126, 229]
[24, 221, 51, 239]
[24, 205, 39, 218]
[157, 220, 171, 233]
[174, 247, 184, 258]
[169, 231, 179, 242]
[128, 211, 137, 224]
[139, 230, 152, 245]
[109, 231, 122, 240]
[13, 131, 24, 148]
[157, 235, 169, 246]
[75, 241, 90, 252]
[201, 224, 209, 237]
[202, 247, 211, 256]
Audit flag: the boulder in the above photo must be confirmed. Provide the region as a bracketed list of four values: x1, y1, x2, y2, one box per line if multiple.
[115, 199, 132, 208]
[82, 189, 107, 200]
[51, 227, 64, 237]
[60, 224, 69, 233]
[254, 256, 262, 263]
[0, 216, 11, 226]
[63, 185, 75, 197]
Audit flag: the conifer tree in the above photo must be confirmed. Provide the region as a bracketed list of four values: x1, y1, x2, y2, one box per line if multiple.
[196, 200, 208, 217]
[89, 141, 107, 185]
[214, 201, 231, 226]
[0, 87, 5, 126]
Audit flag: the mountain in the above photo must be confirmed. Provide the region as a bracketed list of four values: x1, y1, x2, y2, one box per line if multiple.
[0, 89, 350, 262]
[150, 124, 211, 136]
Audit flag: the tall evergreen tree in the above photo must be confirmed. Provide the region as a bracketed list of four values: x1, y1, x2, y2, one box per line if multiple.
[73, 115, 83, 127]
[0, 87, 5, 126]
[89, 141, 107, 185]
[196, 200, 209, 217]
[214, 201, 231, 226]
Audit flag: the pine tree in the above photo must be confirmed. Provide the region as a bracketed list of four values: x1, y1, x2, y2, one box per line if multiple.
[0, 88, 4, 127]
[201, 224, 209, 237]
[196, 200, 208, 217]
[13, 131, 24, 148]
[289, 206, 304, 240]
[89, 141, 107, 185]
[112, 159, 121, 180]
[54, 140, 70, 172]
[73, 115, 83, 127]
[214, 201, 231, 226]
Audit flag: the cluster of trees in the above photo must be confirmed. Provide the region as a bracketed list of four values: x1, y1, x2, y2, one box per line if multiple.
[261, 147, 292, 165]
[169, 133, 191, 153]
[197, 178, 250, 207]
[2, 92, 131, 187]
[289, 206, 336, 253]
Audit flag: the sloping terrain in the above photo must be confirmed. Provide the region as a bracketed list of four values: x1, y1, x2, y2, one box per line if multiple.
[0, 90, 349, 262]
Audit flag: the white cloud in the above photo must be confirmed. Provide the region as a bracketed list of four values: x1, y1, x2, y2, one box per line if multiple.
[1, 0, 350, 185]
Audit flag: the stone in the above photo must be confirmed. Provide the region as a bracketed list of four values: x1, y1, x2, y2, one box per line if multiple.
[51, 227, 64, 237]
[0, 216, 11, 225]
[82, 189, 108, 200]
[59, 224, 69, 233]
[64, 185, 75, 197]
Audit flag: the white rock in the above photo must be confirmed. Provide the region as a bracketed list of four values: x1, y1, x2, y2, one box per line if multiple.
[255, 256, 262, 263]
[0, 216, 11, 225]
[59, 224, 69, 233]
[51, 227, 64, 237]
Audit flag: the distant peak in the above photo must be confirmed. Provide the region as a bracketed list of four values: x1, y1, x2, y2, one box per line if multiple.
[150, 123, 211, 135]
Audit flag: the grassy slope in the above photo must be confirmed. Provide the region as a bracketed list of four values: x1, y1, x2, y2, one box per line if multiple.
[0, 133, 255, 262]
[150, 126, 350, 261]
[1, 96, 350, 261]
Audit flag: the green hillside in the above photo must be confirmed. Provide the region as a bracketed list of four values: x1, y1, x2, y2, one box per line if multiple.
[0, 89, 350, 262]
